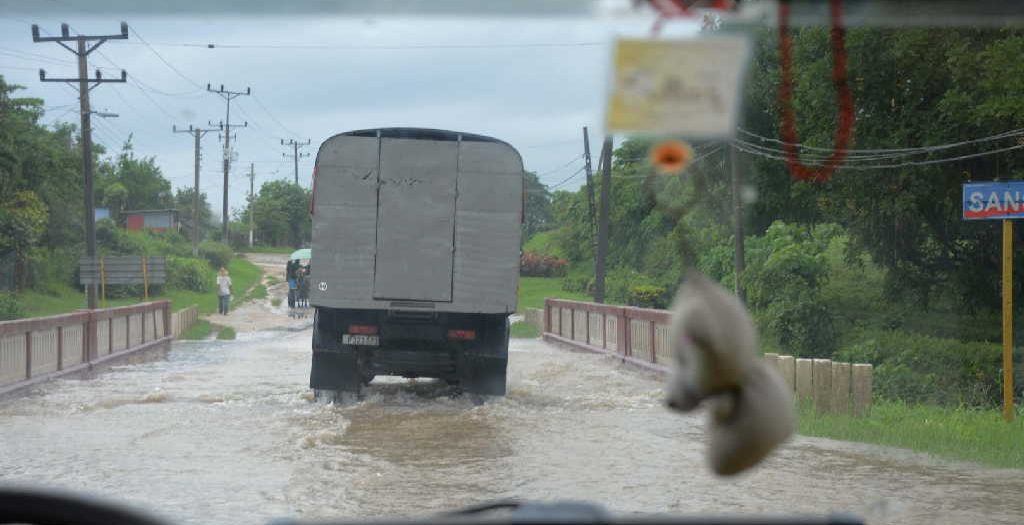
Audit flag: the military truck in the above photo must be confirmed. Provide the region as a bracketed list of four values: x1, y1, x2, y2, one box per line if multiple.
[307, 128, 524, 397]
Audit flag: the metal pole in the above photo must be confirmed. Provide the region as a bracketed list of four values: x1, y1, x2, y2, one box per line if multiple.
[595, 137, 612, 304]
[76, 38, 98, 310]
[293, 142, 299, 185]
[1003, 219, 1015, 422]
[731, 144, 746, 302]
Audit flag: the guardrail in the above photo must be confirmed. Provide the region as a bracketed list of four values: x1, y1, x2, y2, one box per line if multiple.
[171, 304, 199, 338]
[0, 300, 172, 395]
[543, 298, 873, 416]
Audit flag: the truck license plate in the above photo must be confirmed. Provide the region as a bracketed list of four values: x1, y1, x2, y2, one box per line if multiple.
[342, 334, 379, 346]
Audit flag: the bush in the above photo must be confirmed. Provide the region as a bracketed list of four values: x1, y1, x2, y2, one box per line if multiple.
[520, 251, 568, 277]
[198, 241, 233, 269]
[0, 292, 24, 321]
[743, 222, 838, 358]
[561, 272, 593, 294]
[835, 329, 1006, 408]
[96, 221, 191, 257]
[166, 256, 211, 292]
[627, 284, 668, 309]
[25, 246, 77, 292]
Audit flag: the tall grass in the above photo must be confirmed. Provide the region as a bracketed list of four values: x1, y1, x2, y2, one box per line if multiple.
[798, 400, 1024, 469]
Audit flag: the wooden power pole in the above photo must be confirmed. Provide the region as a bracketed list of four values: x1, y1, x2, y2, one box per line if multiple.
[207, 83, 249, 243]
[281, 138, 311, 185]
[33, 22, 128, 310]
[248, 162, 255, 248]
[173, 124, 218, 255]
[595, 137, 612, 304]
[582, 127, 597, 268]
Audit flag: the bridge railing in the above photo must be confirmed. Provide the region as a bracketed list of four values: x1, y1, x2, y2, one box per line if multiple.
[0, 300, 172, 394]
[542, 298, 873, 416]
[171, 304, 199, 338]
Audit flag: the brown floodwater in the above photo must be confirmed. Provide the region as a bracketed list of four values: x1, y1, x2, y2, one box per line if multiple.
[0, 330, 1021, 525]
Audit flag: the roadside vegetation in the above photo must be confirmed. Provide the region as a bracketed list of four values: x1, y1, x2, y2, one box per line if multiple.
[516, 27, 1024, 466]
[798, 401, 1024, 469]
[0, 74, 304, 320]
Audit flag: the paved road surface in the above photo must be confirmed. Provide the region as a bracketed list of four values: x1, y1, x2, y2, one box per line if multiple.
[0, 328, 1021, 525]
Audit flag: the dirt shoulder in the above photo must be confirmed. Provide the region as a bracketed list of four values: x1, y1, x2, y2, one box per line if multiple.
[206, 252, 312, 333]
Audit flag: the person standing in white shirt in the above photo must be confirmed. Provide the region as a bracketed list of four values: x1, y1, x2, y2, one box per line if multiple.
[216, 267, 232, 315]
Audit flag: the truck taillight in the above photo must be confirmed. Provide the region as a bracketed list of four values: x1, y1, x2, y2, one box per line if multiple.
[447, 329, 476, 341]
[348, 324, 378, 335]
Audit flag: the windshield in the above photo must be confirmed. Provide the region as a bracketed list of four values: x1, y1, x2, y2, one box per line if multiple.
[0, 2, 1021, 525]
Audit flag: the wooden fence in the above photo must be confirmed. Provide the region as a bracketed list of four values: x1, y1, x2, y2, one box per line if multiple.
[171, 305, 199, 338]
[543, 298, 873, 416]
[0, 301, 172, 395]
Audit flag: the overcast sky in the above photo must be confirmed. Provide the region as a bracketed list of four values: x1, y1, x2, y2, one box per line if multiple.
[1, 2, 697, 219]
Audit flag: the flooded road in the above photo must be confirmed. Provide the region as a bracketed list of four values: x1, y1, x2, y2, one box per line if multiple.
[0, 330, 1021, 525]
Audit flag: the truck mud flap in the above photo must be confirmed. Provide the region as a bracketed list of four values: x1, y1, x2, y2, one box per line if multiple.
[310, 348, 361, 393]
[461, 355, 508, 396]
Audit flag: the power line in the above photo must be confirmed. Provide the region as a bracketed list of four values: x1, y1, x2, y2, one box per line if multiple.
[548, 166, 586, 190]
[736, 126, 1024, 157]
[128, 25, 205, 90]
[535, 154, 583, 178]
[88, 41, 179, 121]
[119, 40, 605, 51]
[732, 140, 1024, 170]
[252, 94, 300, 137]
[613, 145, 725, 178]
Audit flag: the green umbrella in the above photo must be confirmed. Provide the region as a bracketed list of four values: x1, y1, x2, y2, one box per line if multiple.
[289, 248, 311, 261]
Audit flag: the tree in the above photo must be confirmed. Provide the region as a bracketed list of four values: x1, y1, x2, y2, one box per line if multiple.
[174, 187, 213, 244]
[0, 76, 84, 289]
[238, 180, 311, 247]
[96, 138, 173, 215]
[523, 171, 553, 241]
[738, 27, 1024, 308]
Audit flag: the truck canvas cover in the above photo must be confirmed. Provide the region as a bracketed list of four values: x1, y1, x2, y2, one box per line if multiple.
[309, 128, 523, 314]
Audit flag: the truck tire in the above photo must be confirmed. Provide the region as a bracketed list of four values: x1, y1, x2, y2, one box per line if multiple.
[460, 316, 509, 396]
[309, 309, 362, 396]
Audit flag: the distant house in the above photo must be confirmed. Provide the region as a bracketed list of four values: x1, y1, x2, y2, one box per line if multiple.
[123, 209, 179, 232]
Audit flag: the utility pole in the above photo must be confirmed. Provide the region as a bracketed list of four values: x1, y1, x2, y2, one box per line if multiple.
[173, 124, 218, 255]
[595, 137, 612, 304]
[248, 162, 255, 248]
[582, 127, 597, 257]
[281, 138, 311, 185]
[207, 83, 249, 243]
[731, 144, 746, 302]
[33, 22, 128, 310]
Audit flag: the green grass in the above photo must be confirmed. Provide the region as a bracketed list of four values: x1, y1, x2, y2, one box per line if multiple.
[265, 275, 281, 286]
[271, 297, 282, 307]
[216, 325, 236, 340]
[15, 257, 263, 318]
[242, 284, 267, 303]
[159, 257, 263, 315]
[518, 277, 589, 311]
[511, 321, 540, 339]
[798, 400, 1024, 469]
[179, 319, 212, 340]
